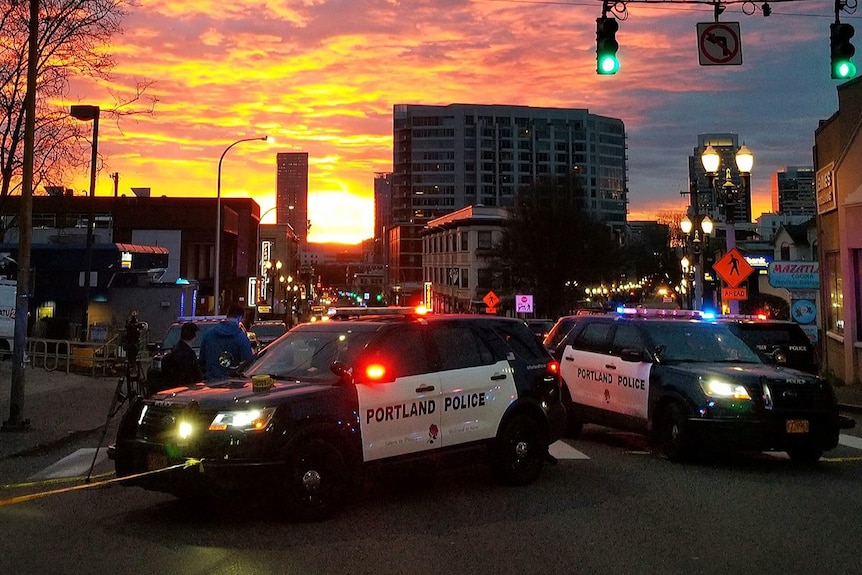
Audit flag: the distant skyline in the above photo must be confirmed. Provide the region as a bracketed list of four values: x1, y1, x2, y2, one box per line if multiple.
[63, 0, 848, 243]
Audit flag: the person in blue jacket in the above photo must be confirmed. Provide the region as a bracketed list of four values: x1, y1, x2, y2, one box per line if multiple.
[198, 303, 254, 381]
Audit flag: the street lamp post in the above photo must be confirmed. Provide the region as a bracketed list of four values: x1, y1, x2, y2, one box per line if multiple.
[264, 260, 283, 311]
[680, 214, 713, 311]
[701, 143, 754, 314]
[214, 135, 270, 315]
[680, 256, 693, 310]
[70, 104, 100, 339]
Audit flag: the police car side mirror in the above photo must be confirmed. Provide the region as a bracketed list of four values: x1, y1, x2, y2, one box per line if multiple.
[331, 361, 352, 382]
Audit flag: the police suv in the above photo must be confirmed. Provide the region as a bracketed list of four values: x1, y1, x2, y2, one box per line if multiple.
[111, 308, 566, 521]
[551, 308, 850, 463]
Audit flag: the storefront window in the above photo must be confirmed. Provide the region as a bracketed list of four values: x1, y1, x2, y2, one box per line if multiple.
[856, 250, 862, 339]
[826, 251, 843, 336]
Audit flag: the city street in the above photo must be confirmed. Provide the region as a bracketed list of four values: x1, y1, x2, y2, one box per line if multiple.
[2, 414, 861, 575]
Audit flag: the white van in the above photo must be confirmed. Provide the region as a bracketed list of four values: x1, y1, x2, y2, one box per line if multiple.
[0, 279, 16, 355]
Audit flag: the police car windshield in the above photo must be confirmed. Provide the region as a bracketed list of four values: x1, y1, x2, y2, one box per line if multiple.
[244, 326, 377, 383]
[643, 322, 761, 364]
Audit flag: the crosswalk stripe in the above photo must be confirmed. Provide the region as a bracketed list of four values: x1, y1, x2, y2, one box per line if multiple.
[549, 440, 590, 460]
[839, 434, 862, 450]
[28, 448, 109, 481]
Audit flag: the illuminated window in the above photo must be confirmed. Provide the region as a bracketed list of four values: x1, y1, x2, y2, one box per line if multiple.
[826, 251, 843, 336]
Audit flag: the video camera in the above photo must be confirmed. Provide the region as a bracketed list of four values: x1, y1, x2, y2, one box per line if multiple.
[123, 312, 148, 361]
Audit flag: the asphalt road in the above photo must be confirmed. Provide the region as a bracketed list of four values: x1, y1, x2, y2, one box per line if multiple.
[2, 414, 862, 575]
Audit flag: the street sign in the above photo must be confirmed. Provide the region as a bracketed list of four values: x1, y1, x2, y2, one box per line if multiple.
[713, 247, 754, 288]
[697, 22, 742, 66]
[722, 286, 748, 300]
[515, 294, 533, 313]
[768, 261, 819, 289]
[483, 291, 500, 309]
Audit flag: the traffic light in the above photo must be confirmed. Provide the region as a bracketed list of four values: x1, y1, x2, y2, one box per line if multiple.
[830, 22, 856, 80]
[596, 17, 620, 75]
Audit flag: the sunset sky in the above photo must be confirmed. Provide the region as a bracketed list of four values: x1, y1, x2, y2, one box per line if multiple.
[64, 0, 847, 243]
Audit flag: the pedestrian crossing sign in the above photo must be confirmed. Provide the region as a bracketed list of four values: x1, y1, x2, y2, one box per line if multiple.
[713, 247, 754, 288]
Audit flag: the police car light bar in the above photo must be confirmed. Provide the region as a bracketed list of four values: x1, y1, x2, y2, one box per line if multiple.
[716, 313, 769, 321]
[327, 306, 430, 320]
[615, 307, 706, 319]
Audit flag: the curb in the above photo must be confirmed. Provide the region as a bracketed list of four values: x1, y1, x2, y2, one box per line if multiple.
[839, 403, 862, 415]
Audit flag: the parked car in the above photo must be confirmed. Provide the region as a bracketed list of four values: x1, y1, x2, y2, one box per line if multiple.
[111, 309, 566, 521]
[145, 316, 225, 392]
[250, 319, 288, 348]
[524, 318, 555, 340]
[718, 317, 819, 374]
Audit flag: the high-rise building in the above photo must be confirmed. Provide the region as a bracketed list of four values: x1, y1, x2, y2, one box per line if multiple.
[771, 166, 815, 216]
[374, 172, 393, 242]
[688, 133, 753, 223]
[392, 103, 628, 230]
[276, 152, 309, 244]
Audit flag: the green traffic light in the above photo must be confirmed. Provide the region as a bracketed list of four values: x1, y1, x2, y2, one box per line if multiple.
[598, 54, 620, 75]
[596, 16, 620, 76]
[833, 60, 857, 79]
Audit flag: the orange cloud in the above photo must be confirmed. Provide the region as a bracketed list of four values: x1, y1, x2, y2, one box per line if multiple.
[64, 1, 833, 243]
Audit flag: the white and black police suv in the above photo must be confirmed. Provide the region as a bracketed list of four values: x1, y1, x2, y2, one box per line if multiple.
[111, 308, 566, 521]
[551, 308, 852, 463]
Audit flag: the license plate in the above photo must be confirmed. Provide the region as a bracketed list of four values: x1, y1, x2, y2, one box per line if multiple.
[146, 452, 168, 471]
[786, 419, 809, 434]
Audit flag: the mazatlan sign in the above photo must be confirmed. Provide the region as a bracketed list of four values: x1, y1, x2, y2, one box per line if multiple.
[768, 261, 820, 289]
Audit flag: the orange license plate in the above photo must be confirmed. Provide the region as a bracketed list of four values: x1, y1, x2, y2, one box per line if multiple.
[146, 452, 168, 471]
[786, 419, 809, 434]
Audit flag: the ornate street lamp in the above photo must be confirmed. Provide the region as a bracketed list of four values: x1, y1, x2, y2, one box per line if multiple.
[214, 135, 271, 315]
[680, 256, 692, 310]
[701, 142, 754, 314]
[680, 214, 713, 310]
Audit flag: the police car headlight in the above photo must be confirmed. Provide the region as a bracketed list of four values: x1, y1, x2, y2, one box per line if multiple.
[701, 380, 751, 400]
[208, 407, 276, 432]
[177, 420, 194, 440]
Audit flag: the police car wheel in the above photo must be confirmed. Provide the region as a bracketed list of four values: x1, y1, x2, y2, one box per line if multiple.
[491, 414, 545, 486]
[283, 438, 352, 522]
[786, 445, 823, 465]
[659, 403, 691, 463]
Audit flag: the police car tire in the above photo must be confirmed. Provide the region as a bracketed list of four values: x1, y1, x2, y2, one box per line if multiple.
[490, 413, 545, 486]
[659, 403, 691, 462]
[283, 438, 352, 522]
[786, 445, 823, 465]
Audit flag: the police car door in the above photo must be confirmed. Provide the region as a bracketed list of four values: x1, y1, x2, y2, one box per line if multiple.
[559, 320, 615, 410]
[607, 323, 651, 421]
[355, 325, 442, 462]
[430, 324, 511, 447]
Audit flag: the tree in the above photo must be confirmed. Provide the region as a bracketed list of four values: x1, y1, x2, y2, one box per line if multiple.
[494, 176, 624, 318]
[0, 0, 151, 217]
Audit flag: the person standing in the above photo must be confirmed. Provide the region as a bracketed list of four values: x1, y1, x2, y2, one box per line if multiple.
[198, 303, 254, 381]
[159, 321, 203, 390]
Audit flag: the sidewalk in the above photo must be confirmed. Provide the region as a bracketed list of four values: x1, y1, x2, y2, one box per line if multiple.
[0, 362, 122, 460]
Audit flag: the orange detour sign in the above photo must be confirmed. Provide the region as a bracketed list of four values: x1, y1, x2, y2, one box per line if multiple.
[713, 247, 754, 288]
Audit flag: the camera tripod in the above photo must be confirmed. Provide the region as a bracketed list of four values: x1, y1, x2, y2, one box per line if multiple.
[86, 343, 148, 483]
